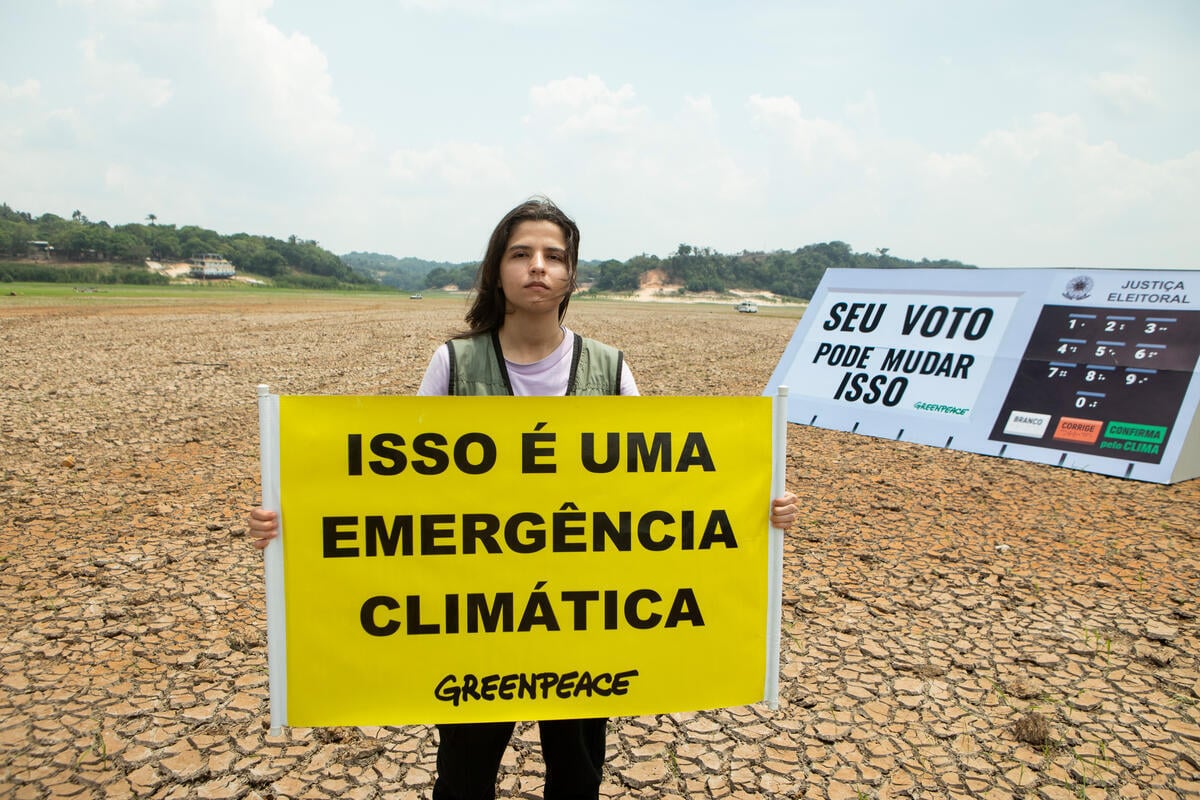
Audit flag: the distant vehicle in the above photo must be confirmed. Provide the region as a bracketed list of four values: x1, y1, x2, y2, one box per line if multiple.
[734, 300, 758, 314]
[410, 293, 424, 300]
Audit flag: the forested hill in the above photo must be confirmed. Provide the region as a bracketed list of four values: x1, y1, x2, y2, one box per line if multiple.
[352, 242, 976, 299]
[0, 204, 371, 289]
[340, 252, 468, 292]
[1, 203, 975, 298]
[585, 243, 975, 299]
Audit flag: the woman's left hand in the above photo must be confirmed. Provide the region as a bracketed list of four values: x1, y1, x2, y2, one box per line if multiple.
[770, 492, 799, 530]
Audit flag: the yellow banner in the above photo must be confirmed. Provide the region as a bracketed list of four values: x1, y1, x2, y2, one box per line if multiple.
[278, 395, 773, 726]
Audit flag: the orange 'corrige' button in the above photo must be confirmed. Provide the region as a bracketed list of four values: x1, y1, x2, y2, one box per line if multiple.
[1053, 416, 1104, 444]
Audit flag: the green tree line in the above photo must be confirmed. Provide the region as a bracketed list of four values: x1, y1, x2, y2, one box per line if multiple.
[586, 243, 975, 298]
[0, 204, 372, 288]
[415, 243, 974, 300]
[341, 252, 469, 293]
[3, 202, 976, 298]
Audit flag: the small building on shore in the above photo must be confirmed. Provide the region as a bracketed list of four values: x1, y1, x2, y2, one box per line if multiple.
[189, 253, 236, 279]
[27, 241, 55, 261]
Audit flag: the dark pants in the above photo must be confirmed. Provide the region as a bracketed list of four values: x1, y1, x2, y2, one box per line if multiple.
[432, 718, 608, 800]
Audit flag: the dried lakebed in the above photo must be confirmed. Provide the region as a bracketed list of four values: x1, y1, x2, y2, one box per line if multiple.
[1, 292, 1198, 799]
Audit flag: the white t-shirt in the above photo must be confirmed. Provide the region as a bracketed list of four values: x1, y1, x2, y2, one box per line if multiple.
[417, 327, 639, 397]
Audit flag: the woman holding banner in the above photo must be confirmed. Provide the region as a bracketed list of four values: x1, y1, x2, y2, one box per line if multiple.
[249, 196, 799, 800]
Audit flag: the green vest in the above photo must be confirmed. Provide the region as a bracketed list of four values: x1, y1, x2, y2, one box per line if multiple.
[446, 331, 623, 396]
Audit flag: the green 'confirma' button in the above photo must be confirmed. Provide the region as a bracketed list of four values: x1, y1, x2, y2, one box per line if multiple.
[1103, 421, 1167, 444]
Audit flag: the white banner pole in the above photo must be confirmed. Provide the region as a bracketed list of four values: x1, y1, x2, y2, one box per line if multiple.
[257, 384, 287, 733]
[765, 385, 788, 709]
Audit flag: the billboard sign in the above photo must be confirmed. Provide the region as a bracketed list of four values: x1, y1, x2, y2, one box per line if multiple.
[766, 269, 1200, 483]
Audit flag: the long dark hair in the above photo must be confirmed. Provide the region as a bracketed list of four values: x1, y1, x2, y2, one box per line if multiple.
[456, 196, 580, 338]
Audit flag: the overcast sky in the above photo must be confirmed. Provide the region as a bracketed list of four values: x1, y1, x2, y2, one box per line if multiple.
[2, 1, 1198, 269]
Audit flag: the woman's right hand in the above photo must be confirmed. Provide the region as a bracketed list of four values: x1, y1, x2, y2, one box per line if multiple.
[248, 508, 279, 551]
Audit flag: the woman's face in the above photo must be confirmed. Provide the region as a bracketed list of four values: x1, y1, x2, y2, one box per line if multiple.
[499, 219, 572, 316]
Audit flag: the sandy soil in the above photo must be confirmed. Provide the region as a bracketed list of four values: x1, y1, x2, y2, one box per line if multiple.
[624, 269, 792, 306]
[1, 292, 1197, 799]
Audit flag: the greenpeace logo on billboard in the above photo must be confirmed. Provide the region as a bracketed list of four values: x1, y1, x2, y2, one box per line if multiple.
[913, 401, 969, 416]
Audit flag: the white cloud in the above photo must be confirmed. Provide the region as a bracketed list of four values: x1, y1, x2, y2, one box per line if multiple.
[520, 85, 766, 256]
[388, 142, 513, 185]
[80, 36, 173, 109]
[923, 150, 985, 182]
[0, 79, 41, 101]
[683, 94, 714, 119]
[57, 1, 378, 241]
[910, 112, 1200, 267]
[3, 3, 1196, 269]
[75, 0, 163, 12]
[391, 0, 499, 11]
[1090, 71, 1158, 116]
[526, 75, 645, 136]
[844, 90, 879, 129]
[388, 0, 581, 20]
[104, 164, 132, 191]
[207, 0, 361, 164]
[747, 94, 860, 163]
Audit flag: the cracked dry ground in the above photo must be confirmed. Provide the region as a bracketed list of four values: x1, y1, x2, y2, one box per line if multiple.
[2, 292, 1198, 800]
